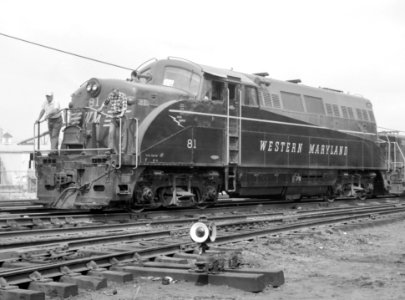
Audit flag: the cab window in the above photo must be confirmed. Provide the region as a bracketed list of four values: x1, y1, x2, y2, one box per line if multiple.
[163, 67, 201, 95]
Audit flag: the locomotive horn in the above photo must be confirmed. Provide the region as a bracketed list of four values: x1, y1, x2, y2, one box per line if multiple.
[130, 70, 138, 78]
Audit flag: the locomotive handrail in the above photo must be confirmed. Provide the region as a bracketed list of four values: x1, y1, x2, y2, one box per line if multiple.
[84, 106, 139, 169]
[83, 106, 122, 166]
[379, 131, 405, 184]
[33, 117, 49, 150]
[117, 117, 122, 169]
[381, 132, 391, 171]
[391, 142, 405, 181]
[84, 106, 115, 119]
[133, 117, 139, 170]
[33, 107, 71, 154]
[135, 57, 158, 71]
[226, 88, 230, 165]
[58, 148, 111, 152]
[33, 107, 134, 156]
[33, 117, 51, 165]
[33, 108, 97, 155]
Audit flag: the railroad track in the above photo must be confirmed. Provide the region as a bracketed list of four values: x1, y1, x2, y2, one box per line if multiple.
[0, 201, 403, 299]
[0, 201, 400, 249]
[0, 197, 400, 231]
[0, 199, 43, 213]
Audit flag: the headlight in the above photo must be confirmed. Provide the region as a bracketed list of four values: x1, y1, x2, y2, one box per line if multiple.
[85, 78, 101, 97]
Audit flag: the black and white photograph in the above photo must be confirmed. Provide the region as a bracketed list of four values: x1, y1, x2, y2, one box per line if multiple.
[0, 0, 404, 299]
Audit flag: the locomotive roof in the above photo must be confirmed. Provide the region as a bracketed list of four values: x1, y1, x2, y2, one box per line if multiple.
[199, 64, 257, 85]
[201, 62, 371, 107]
[139, 57, 372, 108]
[265, 77, 372, 108]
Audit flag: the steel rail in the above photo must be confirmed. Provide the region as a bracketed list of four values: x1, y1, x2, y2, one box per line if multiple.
[215, 207, 405, 244]
[0, 211, 283, 248]
[0, 199, 399, 229]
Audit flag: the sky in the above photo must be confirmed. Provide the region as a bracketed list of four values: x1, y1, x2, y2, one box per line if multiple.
[0, 0, 404, 142]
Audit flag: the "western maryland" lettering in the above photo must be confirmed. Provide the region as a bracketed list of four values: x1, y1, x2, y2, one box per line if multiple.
[259, 140, 348, 156]
[260, 140, 303, 153]
[308, 144, 348, 156]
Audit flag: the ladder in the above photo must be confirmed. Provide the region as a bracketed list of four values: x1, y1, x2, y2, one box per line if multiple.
[225, 88, 241, 192]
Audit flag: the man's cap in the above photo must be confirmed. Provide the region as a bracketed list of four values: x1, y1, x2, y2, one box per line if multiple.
[46, 91, 53, 96]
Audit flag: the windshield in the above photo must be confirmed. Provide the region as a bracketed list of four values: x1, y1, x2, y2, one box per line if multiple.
[162, 66, 201, 95]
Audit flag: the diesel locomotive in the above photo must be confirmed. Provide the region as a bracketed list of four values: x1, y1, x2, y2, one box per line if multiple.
[33, 57, 405, 209]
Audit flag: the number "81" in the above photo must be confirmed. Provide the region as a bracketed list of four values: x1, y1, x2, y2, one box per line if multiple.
[187, 139, 197, 149]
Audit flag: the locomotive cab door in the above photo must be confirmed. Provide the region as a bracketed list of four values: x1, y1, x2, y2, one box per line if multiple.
[206, 76, 241, 193]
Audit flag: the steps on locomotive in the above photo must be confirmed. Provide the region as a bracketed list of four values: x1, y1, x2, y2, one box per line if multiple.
[225, 166, 237, 192]
[386, 167, 405, 195]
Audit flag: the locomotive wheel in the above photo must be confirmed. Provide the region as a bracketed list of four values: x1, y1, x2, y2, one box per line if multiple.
[323, 195, 335, 203]
[134, 184, 160, 209]
[323, 187, 335, 203]
[158, 187, 174, 207]
[192, 188, 209, 209]
[158, 187, 203, 207]
[356, 192, 367, 201]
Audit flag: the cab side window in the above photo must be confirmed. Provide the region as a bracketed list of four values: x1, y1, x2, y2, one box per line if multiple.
[244, 86, 259, 106]
[212, 81, 225, 101]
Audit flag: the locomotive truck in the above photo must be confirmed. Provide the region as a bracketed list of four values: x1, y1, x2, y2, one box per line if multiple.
[33, 57, 405, 209]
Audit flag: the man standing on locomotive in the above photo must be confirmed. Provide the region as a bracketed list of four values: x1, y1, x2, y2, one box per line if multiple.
[36, 91, 63, 152]
[97, 89, 136, 153]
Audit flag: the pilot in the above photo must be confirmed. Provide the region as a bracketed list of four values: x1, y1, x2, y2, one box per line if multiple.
[36, 91, 62, 152]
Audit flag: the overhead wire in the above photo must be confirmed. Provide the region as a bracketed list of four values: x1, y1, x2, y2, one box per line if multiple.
[0, 32, 134, 71]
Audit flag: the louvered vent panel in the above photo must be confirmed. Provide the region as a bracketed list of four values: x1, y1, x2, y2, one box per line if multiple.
[362, 109, 369, 121]
[368, 110, 375, 122]
[260, 87, 272, 107]
[271, 94, 281, 108]
[347, 107, 354, 119]
[332, 104, 340, 117]
[325, 103, 333, 115]
[356, 108, 363, 120]
[341, 106, 348, 119]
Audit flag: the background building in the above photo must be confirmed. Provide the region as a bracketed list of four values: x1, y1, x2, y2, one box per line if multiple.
[0, 127, 48, 200]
